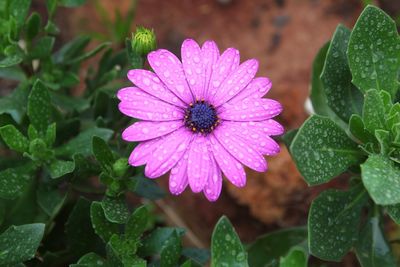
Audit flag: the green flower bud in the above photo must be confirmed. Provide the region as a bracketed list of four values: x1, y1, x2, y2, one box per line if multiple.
[29, 138, 53, 161]
[113, 158, 129, 177]
[131, 26, 157, 56]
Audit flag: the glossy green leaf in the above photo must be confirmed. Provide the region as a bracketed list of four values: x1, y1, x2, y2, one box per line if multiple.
[321, 25, 363, 122]
[26, 12, 41, 40]
[138, 227, 185, 257]
[0, 164, 33, 200]
[279, 246, 308, 267]
[30, 36, 55, 59]
[48, 159, 75, 179]
[9, 0, 31, 26]
[126, 205, 149, 241]
[90, 201, 119, 243]
[290, 115, 362, 185]
[247, 227, 307, 267]
[59, 0, 86, 7]
[101, 196, 129, 224]
[27, 80, 52, 135]
[0, 223, 44, 265]
[55, 127, 113, 156]
[92, 136, 114, 174]
[355, 215, 397, 267]
[211, 216, 248, 267]
[0, 124, 29, 153]
[308, 188, 367, 261]
[362, 154, 400, 205]
[348, 5, 400, 98]
[363, 89, 387, 134]
[161, 230, 182, 267]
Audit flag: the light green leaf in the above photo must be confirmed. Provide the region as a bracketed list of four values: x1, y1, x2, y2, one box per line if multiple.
[0, 223, 44, 265]
[279, 246, 308, 267]
[126, 205, 149, 241]
[55, 127, 113, 157]
[0, 164, 33, 200]
[0, 45, 24, 68]
[161, 230, 182, 267]
[308, 188, 367, 261]
[90, 201, 119, 243]
[211, 216, 248, 267]
[321, 25, 363, 122]
[361, 154, 400, 205]
[355, 215, 397, 267]
[27, 80, 52, 135]
[0, 125, 29, 153]
[101, 196, 129, 224]
[363, 89, 387, 134]
[290, 115, 362, 185]
[92, 136, 114, 174]
[9, 0, 31, 26]
[48, 159, 75, 179]
[348, 5, 400, 97]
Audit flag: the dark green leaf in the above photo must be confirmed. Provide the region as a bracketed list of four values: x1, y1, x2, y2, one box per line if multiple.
[0, 82, 29, 123]
[361, 154, 400, 205]
[0, 66, 26, 81]
[308, 188, 367, 261]
[50, 92, 89, 112]
[90, 201, 119, 243]
[279, 246, 308, 267]
[55, 127, 113, 157]
[53, 36, 90, 64]
[182, 248, 210, 266]
[128, 175, 165, 200]
[290, 115, 362, 185]
[30, 36, 55, 59]
[211, 216, 248, 267]
[46, 0, 58, 17]
[0, 164, 33, 200]
[47, 159, 75, 179]
[355, 215, 397, 267]
[126, 205, 149, 241]
[138, 227, 185, 257]
[65, 42, 110, 65]
[76, 252, 106, 266]
[247, 227, 307, 267]
[36, 185, 66, 218]
[161, 230, 182, 267]
[101, 196, 129, 224]
[0, 124, 29, 153]
[9, 0, 31, 26]
[363, 89, 387, 134]
[92, 136, 115, 174]
[45, 123, 56, 147]
[27, 80, 52, 135]
[349, 114, 374, 143]
[348, 5, 400, 98]
[26, 12, 41, 40]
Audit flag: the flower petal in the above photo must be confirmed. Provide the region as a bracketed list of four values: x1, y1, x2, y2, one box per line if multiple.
[128, 137, 165, 166]
[206, 48, 240, 101]
[182, 39, 205, 100]
[122, 121, 182, 142]
[209, 134, 246, 187]
[145, 127, 193, 178]
[187, 134, 211, 193]
[219, 121, 280, 156]
[203, 156, 222, 201]
[211, 59, 259, 107]
[202, 40, 219, 100]
[228, 77, 272, 104]
[213, 126, 267, 172]
[118, 87, 184, 121]
[127, 69, 186, 108]
[169, 150, 189, 195]
[148, 49, 194, 104]
[218, 98, 283, 121]
[245, 120, 284, 136]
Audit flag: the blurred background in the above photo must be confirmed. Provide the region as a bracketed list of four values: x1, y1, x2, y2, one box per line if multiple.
[29, 0, 400, 263]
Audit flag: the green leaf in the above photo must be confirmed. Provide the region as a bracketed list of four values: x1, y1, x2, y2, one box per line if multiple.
[90, 201, 119, 243]
[65, 42, 110, 65]
[355, 215, 397, 267]
[27, 80, 52, 135]
[321, 25, 363, 122]
[386, 204, 400, 224]
[308, 188, 367, 261]
[128, 175, 165, 200]
[75, 252, 106, 266]
[361, 154, 400, 205]
[55, 127, 113, 157]
[36, 185, 66, 218]
[0, 45, 24, 68]
[92, 136, 114, 174]
[30, 36, 55, 59]
[290, 115, 362, 185]
[0, 66, 26, 81]
[348, 5, 400, 98]
[25, 12, 41, 40]
[247, 227, 307, 267]
[101, 196, 129, 224]
[349, 114, 374, 144]
[59, 0, 86, 7]
[182, 248, 210, 266]
[363, 89, 387, 134]
[45, 122, 56, 147]
[0, 223, 44, 265]
[0, 82, 29, 123]
[47, 159, 75, 179]
[138, 227, 185, 257]
[53, 36, 90, 64]
[211, 216, 248, 267]
[161, 230, 182, 267]
[126, 205, 149, 241]
[0, 164, 33, 200]
[9, 0, 31, 26]
[46, 0, 58, 17]
[0, 125, 29, 153]
[375, 129, 390, 154]
[50, 92, 89, 112]
[279, 246, 308, 267]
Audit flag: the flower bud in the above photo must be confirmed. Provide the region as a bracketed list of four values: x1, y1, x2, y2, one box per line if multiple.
[131, 26, 157, 56]
[113, 158, 129, 177]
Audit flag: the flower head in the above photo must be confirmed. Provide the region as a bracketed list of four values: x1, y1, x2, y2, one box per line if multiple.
[117, 39, 283, 201]
[131, 26, 157, 56]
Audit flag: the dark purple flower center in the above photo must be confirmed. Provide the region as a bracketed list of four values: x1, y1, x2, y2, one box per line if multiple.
[185, 100, 219, 133]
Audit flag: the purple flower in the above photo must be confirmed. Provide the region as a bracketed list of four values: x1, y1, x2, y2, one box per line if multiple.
[117, 39, 283, 201]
